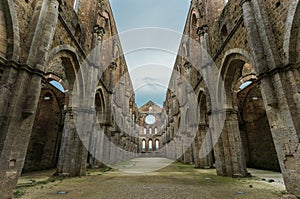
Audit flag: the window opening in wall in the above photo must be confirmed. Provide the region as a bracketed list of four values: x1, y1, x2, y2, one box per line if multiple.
[155, 127, 158, 134]
[149, 140, 152, 151]
[149, 128, 152, 134]
[239, 81, 252, 90]
[75, 24, 81, 41]
[221, 25, 228, 40]
[144, 127, 147, 134]
[155, 140, 159, 150]
[49, 80, 65, 93]
[276, 1, 281, 8]
[145, 114, 156, 124]
[43, 93, 52, 101]
[142, 140, 146, 152]
[73, 0, 80, 12]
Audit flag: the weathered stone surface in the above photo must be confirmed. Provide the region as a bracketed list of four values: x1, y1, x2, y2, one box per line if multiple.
[0, 0, 138, 198]
[161, 0, 300, 197]
[0, 0, 299, 198]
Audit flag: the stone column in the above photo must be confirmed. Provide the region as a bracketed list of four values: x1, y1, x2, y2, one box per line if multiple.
[212, 109, 248, 177]
[241, 0, 300, 196]
[57, 107, 91, 176]
[194, 123, 214, 168]
[0, 1, 59, 198]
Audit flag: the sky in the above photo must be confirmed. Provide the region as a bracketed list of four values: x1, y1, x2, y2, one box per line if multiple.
[109, 0, 190, 107]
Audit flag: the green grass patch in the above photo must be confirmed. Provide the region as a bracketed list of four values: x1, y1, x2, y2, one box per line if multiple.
[15, 176, 63, 189]
[13, 190, 25, 198]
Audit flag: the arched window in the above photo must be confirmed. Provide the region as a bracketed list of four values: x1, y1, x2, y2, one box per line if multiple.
[148, 140, 153, 151]
[149, 128, 152, 134]
[142, 140, 146, 152]
[239, 81, 252, 90]
[155, 140, 159, 150]
[43, 93, 52, 101]
[155, 127, 158, 134]
[144, 127, 147, 134]
[221, 24, 228, 40]
[49, 80, 64, 93]
[73, 0, 80, 12]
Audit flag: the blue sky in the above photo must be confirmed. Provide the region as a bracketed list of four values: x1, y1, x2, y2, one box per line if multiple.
[109, 0, 190, 107]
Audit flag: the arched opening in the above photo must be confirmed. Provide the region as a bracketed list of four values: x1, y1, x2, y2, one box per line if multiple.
[95, 90, 106, 124]
[288, 2, 300, 63]
[36, 50, 85, 177]
[0, 2, 8, 58]
[0, 0, 19, 61]
[74, 24, 82, 43]
[220, 24, 228, 41]
[23, 80, 65, 172]
[155, 140, 159, 150]
[142, 140, 146, 152]
[194, 92, 214, 169]
[155, 127, 158, 134]
[73, 0, 80, 12]
[149, 127, 152, 134]
[217, 54, 280, 177]
[238, 83, 280, 171]
[49, 80, 65, 93]
[88, 89, 106, 168]
[148, 140, 153, 152]
[191, 13, 198, 40]
[144, 127, 147, 134]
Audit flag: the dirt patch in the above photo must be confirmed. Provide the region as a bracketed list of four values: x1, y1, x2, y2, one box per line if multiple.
[14, 159, 285, 199]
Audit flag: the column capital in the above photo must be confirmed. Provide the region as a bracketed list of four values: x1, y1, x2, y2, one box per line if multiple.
[109, 62, 117, 70]
[197, 25, 208, 36]
[184, 62, 192, 73]
[93, 25, 105, 39]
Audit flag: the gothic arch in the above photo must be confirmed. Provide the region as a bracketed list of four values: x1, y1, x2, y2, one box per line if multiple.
[189, 7, 201, 38]
[197, 90, 208, 124]
[283, 0, 300, 63]
[95, 87, 106, 124]
[101, 10, 113, 37]
[218, 49, 280, 174]
[220, 48, 255, 69]
[46, 45, 85, 104]
[46, 45, 83, 67]
[44, 73, 68, 92]
[44, 73, 69, 105]
[219, 49, 256, 107]
[0, 0, 20, 61]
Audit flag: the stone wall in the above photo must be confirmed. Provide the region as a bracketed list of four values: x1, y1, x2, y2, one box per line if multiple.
[0, 0, 138, 198]
[23, 82, 64, 172]
[138, 101, 163, 155]
[162, 0, 300, 197]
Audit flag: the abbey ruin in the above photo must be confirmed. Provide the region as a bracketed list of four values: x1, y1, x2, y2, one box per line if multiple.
[0, 0, 299, 198]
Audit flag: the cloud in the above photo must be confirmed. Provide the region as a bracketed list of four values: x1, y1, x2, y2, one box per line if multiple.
[109, 0, 190, 107]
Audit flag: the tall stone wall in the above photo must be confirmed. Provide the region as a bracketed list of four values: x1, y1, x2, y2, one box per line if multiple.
[162, 0, 300, 197]
[0, 0, 138, 198]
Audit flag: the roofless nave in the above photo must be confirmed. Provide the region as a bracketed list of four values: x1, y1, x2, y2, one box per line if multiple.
[0, 0, 300, 198]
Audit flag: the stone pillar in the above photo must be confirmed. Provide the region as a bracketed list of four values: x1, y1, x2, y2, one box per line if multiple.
[0, 1, 59, 198]
[194, 123, 214, 168]
[88, 123, 104, 168]
[57, 23, 105, 176]
[213, 109, 248, 177]
[241, 0, 300, 196]
[57, 108, 90, 176]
